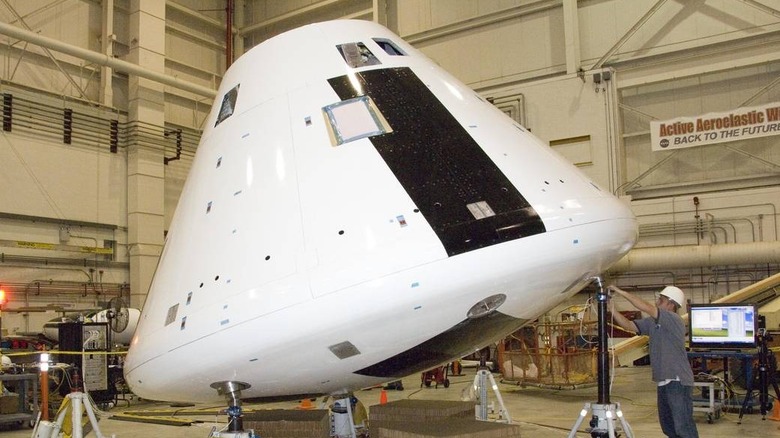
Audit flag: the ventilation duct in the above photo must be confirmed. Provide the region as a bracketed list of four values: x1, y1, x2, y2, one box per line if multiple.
[610, 242, 780, 273]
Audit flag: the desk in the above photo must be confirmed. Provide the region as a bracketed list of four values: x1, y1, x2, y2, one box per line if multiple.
[687, 349, 756, 384]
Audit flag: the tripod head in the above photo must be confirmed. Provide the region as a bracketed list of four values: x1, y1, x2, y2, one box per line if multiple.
[478, 347, 488, 370]
[757, 315, 771, 343]
[592, 276, 608, 300]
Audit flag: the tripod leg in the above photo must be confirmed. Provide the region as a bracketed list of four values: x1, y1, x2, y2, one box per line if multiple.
[738, 390, 754, 424]
[616, 406, 634, 438]
[342, 396, 357, 438]
[567, 403, 590, 438]
[737, 363, 756, 424]
[81, 395, 106, 438]
[760, 363, 769, 418]
[71, 394, 82, 438]
[486, 372, 511, 422]
[769, 380, 780, 417]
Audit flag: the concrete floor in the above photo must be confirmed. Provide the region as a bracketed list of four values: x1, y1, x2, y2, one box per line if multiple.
[1, 365, 777, 437]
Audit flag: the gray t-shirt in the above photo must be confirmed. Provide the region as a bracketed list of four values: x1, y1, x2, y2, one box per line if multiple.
[634, 308, 694, 386]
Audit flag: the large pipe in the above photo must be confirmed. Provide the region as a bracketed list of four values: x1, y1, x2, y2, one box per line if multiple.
[0, 22, 217, 99]
[610, 241, 780, 273]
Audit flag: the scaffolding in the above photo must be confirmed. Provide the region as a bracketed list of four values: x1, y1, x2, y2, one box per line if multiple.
[500, 312, 598, 388]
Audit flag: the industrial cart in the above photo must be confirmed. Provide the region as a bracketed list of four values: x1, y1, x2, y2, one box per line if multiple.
[693, 379, 725, 423]
[421, 365, 450, 388]
[0, 373, 39, 429]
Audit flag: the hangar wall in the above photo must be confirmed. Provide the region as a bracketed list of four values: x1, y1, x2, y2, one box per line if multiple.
[0, 0, 778, 334]
[483, 70, 622, 194]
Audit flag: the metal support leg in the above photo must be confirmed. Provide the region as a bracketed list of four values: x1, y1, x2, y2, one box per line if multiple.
[210, 381, 256, 438]
[487, 372, 511, 422]
[345, 396, 357, 438]
[474, 369, 488, 420]
[82, 397, 104, 438]
[616, 404, 633, 437]
[472, 368, 511, 422]
[568, 402, 591, 438]
[331, 395, 358, 438]
[71, 394, 82, 438]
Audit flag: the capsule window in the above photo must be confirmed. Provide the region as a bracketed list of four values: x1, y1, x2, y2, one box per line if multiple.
[165, 304, 179, 326]
[215, 84, 240, 127]
[373, 38, 406, 56]
[337, 42, 381, 68]
[322, 96, 392, 146]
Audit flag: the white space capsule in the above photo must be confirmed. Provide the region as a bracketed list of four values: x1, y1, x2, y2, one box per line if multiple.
[124, 20, 636, 403]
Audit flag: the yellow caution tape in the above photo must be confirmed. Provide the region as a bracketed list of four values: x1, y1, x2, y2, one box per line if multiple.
[2, 350, 127, 357]
[16, 240, 55, 250]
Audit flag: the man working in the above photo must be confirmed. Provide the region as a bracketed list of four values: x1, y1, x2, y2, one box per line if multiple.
[607, 285, 699, 438]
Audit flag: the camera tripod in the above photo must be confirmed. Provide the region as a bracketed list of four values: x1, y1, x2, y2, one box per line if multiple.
[567, 277, 633, 438]
[738, 327, 780, 424]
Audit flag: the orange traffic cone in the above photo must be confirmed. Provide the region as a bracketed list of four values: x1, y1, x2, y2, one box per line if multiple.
[379, 389, 388, 405]
[769, 401, 780, 421]
[297, 398, 314, 410]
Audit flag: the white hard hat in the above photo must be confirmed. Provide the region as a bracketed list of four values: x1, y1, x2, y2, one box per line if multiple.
[659, 286, 685, 307]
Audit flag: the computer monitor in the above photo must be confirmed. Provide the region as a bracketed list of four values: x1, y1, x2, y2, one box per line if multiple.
[688, 303, 757, 350]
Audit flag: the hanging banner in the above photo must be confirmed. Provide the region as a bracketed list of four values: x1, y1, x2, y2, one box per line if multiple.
[650, 102, 780, 151]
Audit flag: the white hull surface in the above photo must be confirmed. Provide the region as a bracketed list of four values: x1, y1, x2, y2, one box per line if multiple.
[124, 20, 636, 403]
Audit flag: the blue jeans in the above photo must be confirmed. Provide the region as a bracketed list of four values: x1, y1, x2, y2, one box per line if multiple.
[657, 381, 699, 438]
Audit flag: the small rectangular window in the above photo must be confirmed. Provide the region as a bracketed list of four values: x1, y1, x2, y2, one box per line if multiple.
[467, 201, 496, 220]
[165, 304, 179, 326]
[373, 38, 406, 56]
[328, 341, 361, 360]
[322, 96, 392, 146]
[337, 42, 381, 68]
[215, 84, 240, 127]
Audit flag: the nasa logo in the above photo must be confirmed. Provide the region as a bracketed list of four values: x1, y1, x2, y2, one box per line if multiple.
[660, 138, 669, 148]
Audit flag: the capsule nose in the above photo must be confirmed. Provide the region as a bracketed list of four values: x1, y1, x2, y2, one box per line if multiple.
[535, 191, 636, 236]
[571, 194, 638, 268]
[589, 199, 638, 264]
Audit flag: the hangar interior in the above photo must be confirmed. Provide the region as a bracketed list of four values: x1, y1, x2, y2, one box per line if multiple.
[0, 1, 779, 437]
